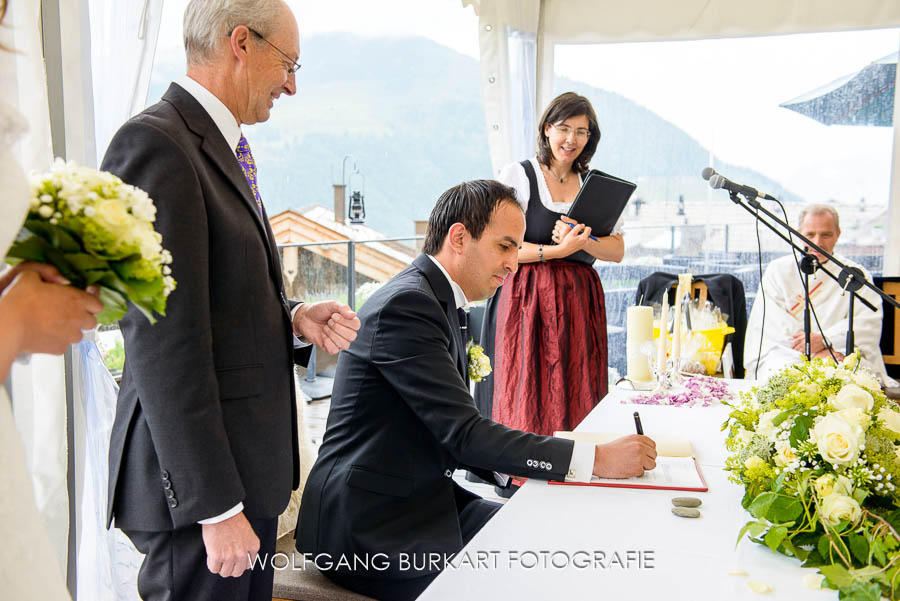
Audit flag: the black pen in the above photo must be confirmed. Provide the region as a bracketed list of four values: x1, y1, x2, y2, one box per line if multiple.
[633, 411, 644, 435]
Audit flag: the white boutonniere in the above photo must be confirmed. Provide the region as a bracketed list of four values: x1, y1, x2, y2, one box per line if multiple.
[466, 340, 492, 382]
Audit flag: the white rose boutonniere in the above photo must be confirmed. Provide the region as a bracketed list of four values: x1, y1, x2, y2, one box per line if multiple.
[467, 341, 492, 383]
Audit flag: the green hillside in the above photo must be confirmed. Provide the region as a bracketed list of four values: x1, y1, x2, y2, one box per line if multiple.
[145, 33, 802, 238]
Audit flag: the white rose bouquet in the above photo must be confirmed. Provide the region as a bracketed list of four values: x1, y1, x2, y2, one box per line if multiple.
[5, 159, 175, 325]
[723, 352, 900, 599]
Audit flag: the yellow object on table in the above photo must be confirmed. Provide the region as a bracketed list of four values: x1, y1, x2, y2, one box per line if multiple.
[653, 324, 735, 375]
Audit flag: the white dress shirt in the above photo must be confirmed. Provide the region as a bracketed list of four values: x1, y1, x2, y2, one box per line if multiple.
[426, 255, 593, 483]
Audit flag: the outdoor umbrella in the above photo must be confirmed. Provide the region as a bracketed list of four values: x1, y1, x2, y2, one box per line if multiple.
[780, 52, 897, 127]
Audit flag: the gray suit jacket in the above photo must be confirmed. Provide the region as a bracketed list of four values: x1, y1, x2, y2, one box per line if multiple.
[102, 83, 310, 531]
[296, 254, 574, 579]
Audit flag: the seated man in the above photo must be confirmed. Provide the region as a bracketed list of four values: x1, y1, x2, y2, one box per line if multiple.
[295, 180, 656, 601]
[745, 203, 897, 386]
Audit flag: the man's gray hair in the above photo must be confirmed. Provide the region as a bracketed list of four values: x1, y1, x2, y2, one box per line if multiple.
[183, 0, 283, 66]
[798, 203, 840, 231]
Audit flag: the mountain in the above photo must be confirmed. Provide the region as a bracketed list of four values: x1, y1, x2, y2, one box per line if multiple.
[145, 33, 802, 238]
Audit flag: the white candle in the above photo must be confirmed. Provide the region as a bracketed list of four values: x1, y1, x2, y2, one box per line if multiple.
[626, 306, 654, 382]
[656, 292, 669, 380]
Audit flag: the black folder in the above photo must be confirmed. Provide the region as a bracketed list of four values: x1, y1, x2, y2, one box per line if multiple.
[566, 169, 636, 237]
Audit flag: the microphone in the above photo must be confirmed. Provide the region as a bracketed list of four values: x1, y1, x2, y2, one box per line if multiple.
[799, 246, 819, 275]
[704, 169, 776, 201]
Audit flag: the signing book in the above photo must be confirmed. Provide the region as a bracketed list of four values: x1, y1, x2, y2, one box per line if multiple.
[549, 431, 708, 492]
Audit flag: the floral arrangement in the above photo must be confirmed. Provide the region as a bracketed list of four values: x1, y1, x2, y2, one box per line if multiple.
[627, 375, 733, 407]
[5, 159, 175, 324]
[467, 341, 492, 383]
[724, 351, 900, 600]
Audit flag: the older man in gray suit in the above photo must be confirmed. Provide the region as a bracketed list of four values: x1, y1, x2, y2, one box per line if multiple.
[100, 2, 360, 600]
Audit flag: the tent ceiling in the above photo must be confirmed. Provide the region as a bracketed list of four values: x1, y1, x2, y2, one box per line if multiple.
[464, 0, 900, 43]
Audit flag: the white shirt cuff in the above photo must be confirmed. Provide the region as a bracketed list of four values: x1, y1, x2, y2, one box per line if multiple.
[565, 442, 594, 483]
[290, 303, 311, 347]
[197, 502, 244, 525]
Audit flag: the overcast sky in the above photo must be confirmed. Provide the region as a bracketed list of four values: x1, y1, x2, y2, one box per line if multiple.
[156, 1, 899, 206]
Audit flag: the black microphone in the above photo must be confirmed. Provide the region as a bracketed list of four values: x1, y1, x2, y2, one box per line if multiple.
[706, 171, 776, 201]
[799, 246, 819, 275]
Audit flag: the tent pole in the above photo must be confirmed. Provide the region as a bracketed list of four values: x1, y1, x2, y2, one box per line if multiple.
[886, 34, 900, 277]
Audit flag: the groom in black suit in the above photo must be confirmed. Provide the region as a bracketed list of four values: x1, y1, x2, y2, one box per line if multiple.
[296, 180, 657, 600]
[100, 2, 360, 601]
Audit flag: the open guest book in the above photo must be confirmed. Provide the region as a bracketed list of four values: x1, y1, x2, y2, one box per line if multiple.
[548, 432, 708, 492]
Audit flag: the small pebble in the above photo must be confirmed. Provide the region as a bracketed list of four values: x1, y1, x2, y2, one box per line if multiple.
[748, 581, 773, 594]
[672, 507, 701, 518]
[672, 497, 702, 508]
[728, 569, 748, 576]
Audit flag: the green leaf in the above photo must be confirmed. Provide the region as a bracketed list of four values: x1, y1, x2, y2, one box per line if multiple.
[5, 235, 47, 263]
[23, 220, 81, 252]
[789, 415, 813, 448]
[772, 409, 796, 427]
[748, 492, 778, 519]
[63, 252, 109, 272]
[818, 535, 832, 561]
[848, 533, 869, 565]
[769, 495, 804, 523]
[781, 537, 808, 561]
[95, 285, 128, 326]
[736, 519, 767, 547]
[819, 563, 854, 588]
[764, 525, 788, 553]
[773, 470, 788, 493]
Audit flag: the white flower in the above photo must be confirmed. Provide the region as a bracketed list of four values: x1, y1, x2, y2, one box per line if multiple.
[773, 440, 798, 467]
[834, 407, 871, 429]
[735, 427, 753, 445]
[802, 573, 825, 590]
[813, 474, 852, 498]
[38, 205, 53, 218]
[831, 383, 874, 413]
[842, 353, 860, 370]
[744, 455, 766, 471]
[819, 492, 862, 526]
[811, 414, 862, 466]
[756, 409, 782, 441]
[878, 406, 900, 434]
[852, 370, 882, 393]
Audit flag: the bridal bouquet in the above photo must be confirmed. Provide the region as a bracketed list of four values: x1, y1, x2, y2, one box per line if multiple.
[723, 352, 900, 600]
[5, 159, 176, 325]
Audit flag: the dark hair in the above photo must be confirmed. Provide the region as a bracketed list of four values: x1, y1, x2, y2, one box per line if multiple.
[536, 92, 600, 175]
[0, 0, 6, 24]
[422, 179, 521, 255]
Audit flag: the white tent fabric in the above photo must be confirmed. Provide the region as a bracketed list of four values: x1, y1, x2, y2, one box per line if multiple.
[464, 0, 900, 274]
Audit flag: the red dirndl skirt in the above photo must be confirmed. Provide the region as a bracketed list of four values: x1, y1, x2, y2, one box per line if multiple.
[491, 260, 608, 435]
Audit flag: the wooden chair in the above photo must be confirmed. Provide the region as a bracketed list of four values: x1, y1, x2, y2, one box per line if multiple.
[272, 535, 376, 601]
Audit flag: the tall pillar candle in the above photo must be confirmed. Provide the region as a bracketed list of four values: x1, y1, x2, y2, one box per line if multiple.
[626, 306, 654, 382]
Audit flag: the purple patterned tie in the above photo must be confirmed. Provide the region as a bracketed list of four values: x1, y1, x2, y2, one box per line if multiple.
[235, 135, 263, 215]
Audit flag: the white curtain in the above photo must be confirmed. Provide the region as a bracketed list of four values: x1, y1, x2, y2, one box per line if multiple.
[88, 0, 164, 165]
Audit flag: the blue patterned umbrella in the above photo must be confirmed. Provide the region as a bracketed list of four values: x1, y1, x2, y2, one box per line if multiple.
[780, 52, 897, 127]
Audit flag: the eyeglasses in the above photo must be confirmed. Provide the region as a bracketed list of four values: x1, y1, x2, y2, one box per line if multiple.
[247, 28, 301, 75]
[551, 123, 591, 140]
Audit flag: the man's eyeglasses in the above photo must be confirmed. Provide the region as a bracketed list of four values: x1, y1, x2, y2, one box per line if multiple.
[247, 27, 301, 75]
[551, 123, 590, 140]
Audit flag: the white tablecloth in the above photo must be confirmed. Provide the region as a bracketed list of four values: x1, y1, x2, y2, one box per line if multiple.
[420, 382, 836, 600]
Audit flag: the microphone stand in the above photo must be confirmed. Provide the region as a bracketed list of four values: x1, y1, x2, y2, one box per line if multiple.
[798, 251, 818, 361]
[722, 190, 900, 358]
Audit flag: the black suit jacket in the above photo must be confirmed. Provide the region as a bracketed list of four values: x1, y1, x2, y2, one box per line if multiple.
[295, 255, 574, 579]
[102, 83, 311, 531]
